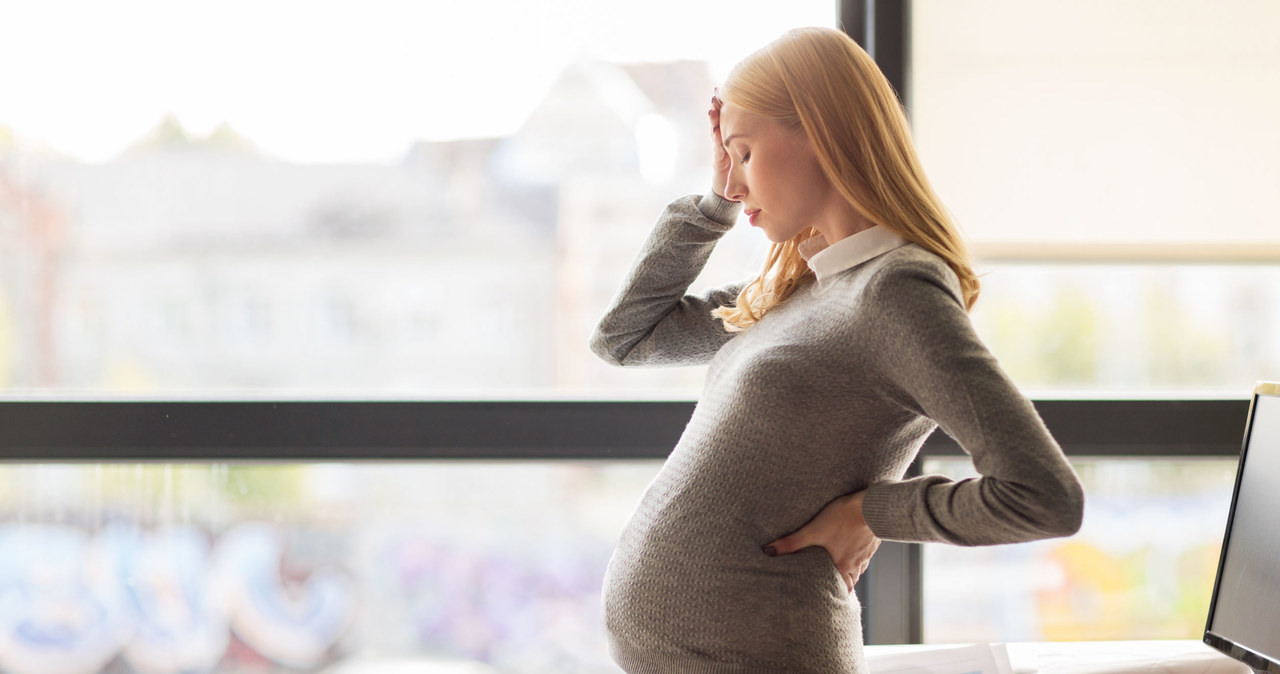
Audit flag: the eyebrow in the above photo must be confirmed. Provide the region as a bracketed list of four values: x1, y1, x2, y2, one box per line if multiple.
[721, 132, 747, 149]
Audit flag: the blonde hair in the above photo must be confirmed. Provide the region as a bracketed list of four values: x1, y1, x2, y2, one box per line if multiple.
[711, 27, 980, 331]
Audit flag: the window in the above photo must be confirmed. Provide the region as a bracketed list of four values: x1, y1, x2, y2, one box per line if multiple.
[0, 0, 837, 397]
[909, 0, 1277, 641]
[0, 461, 660, 673]
[4, 0, 1270, 663]
[0, 4, 840, 671]
[923, 457, 1237, 642]
[911, 0, 1280, 393]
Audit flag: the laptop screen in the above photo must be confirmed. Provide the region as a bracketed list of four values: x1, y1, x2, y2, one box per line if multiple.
[1205, 385, 1280, 673]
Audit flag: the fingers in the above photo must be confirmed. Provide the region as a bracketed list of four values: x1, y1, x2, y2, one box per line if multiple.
[763, 528, 814, 557]
[841, 561, 870, 593]
[841, 559, 872, 593]
[708, 90, 731, 199]
[763, 491, 881, 594]
[764, 531, 876, 594]
[709, 90, 725, 140]
[765, 540, 872, 595]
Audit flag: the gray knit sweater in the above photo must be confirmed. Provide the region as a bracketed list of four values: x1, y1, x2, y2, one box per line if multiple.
[590, 193, 1084, 674]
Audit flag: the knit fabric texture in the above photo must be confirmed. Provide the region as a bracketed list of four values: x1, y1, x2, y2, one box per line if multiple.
[590, 193, 1084, 673]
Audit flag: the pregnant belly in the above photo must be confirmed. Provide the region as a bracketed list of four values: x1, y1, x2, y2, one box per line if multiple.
[602, 507, 858, 666]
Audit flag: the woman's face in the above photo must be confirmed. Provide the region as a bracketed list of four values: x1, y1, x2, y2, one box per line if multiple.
[718, 103, 837, 243]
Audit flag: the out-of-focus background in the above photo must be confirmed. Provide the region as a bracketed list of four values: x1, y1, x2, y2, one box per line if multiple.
[1, 0, 1277, 671]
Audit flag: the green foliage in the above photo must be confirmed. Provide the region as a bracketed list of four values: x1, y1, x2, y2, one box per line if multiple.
[124, 116, 260, 155]
[978, 285, 1100, 387]
[974, 273, 1233, 389]
[1139, 282, 1229, 386]
[79, 464, 308, 524]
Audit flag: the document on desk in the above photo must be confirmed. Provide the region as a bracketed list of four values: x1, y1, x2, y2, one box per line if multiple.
[868, 643, 1015, 674]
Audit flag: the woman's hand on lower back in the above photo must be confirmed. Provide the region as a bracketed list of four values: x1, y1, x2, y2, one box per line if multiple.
[763, 490, 882, 593]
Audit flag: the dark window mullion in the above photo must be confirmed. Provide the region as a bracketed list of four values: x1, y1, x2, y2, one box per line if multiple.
[841, 0, 912, 113]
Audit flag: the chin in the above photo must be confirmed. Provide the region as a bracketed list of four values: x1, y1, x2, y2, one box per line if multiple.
[762, 225, 805, 244]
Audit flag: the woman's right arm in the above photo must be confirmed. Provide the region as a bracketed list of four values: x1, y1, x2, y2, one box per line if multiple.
[589, 192, 744, 367]
[590, 94, 745, 367]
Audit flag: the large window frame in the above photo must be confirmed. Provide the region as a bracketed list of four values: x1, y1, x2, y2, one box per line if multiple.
[0, 0, 1263, 650]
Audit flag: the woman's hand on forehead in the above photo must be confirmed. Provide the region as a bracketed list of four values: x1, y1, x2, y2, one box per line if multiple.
[709, 90, 733, 200]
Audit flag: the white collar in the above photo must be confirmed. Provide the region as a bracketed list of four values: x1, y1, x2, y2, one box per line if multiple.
[801, 226, 908, 290]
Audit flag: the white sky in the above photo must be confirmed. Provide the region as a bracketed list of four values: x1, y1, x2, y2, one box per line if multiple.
[0, 0, 836, 163]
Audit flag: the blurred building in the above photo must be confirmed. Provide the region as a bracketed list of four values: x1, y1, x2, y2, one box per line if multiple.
[0, 58, 737, 395]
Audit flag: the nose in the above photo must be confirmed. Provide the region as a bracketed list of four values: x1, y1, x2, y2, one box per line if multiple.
[723, 166, 747, 202]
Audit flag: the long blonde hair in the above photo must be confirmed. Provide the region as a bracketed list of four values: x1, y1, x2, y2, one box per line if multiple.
[711, 27, 979, 331]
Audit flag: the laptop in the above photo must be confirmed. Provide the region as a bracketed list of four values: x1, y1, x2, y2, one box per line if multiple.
[1203, 381, 1280, 674]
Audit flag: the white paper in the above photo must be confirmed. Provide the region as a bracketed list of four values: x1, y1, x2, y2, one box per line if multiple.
[868, 643, 1015, 674]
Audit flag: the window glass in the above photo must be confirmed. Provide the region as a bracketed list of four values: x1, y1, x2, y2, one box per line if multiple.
[0, 0, 836, 396]
[912, 0, 1280, 391]
[922, 458, 1237, 642]
[0, 461, 661, 673]
[970, 264, 1280, 392]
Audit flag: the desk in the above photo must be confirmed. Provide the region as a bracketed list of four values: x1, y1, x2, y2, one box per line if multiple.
[865, 641, 1252, 674]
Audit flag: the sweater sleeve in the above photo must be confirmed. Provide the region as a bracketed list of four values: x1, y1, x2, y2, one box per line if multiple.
[859, 258, 1085, 546]
[589, 193, 745, 367]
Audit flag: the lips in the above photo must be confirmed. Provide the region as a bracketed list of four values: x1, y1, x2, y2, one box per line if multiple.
[744, 208, 761, 225]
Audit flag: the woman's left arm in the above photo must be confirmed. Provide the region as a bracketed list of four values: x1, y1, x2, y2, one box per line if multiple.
[857, 258, 1085, 546]
[765, 255, 1084, 589]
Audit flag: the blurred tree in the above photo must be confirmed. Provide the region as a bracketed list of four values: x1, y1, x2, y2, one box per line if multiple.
[977, 286, 1100, 388]
[124, 115, 260, 156]
[201, 122, 260, 153]
[1036, 287, 1101, 386]
[1141, 283, 1228, 386]
[137, 113, 191, 147]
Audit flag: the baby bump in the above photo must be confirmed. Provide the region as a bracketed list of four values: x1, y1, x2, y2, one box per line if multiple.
[603, 515, 859, 662]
